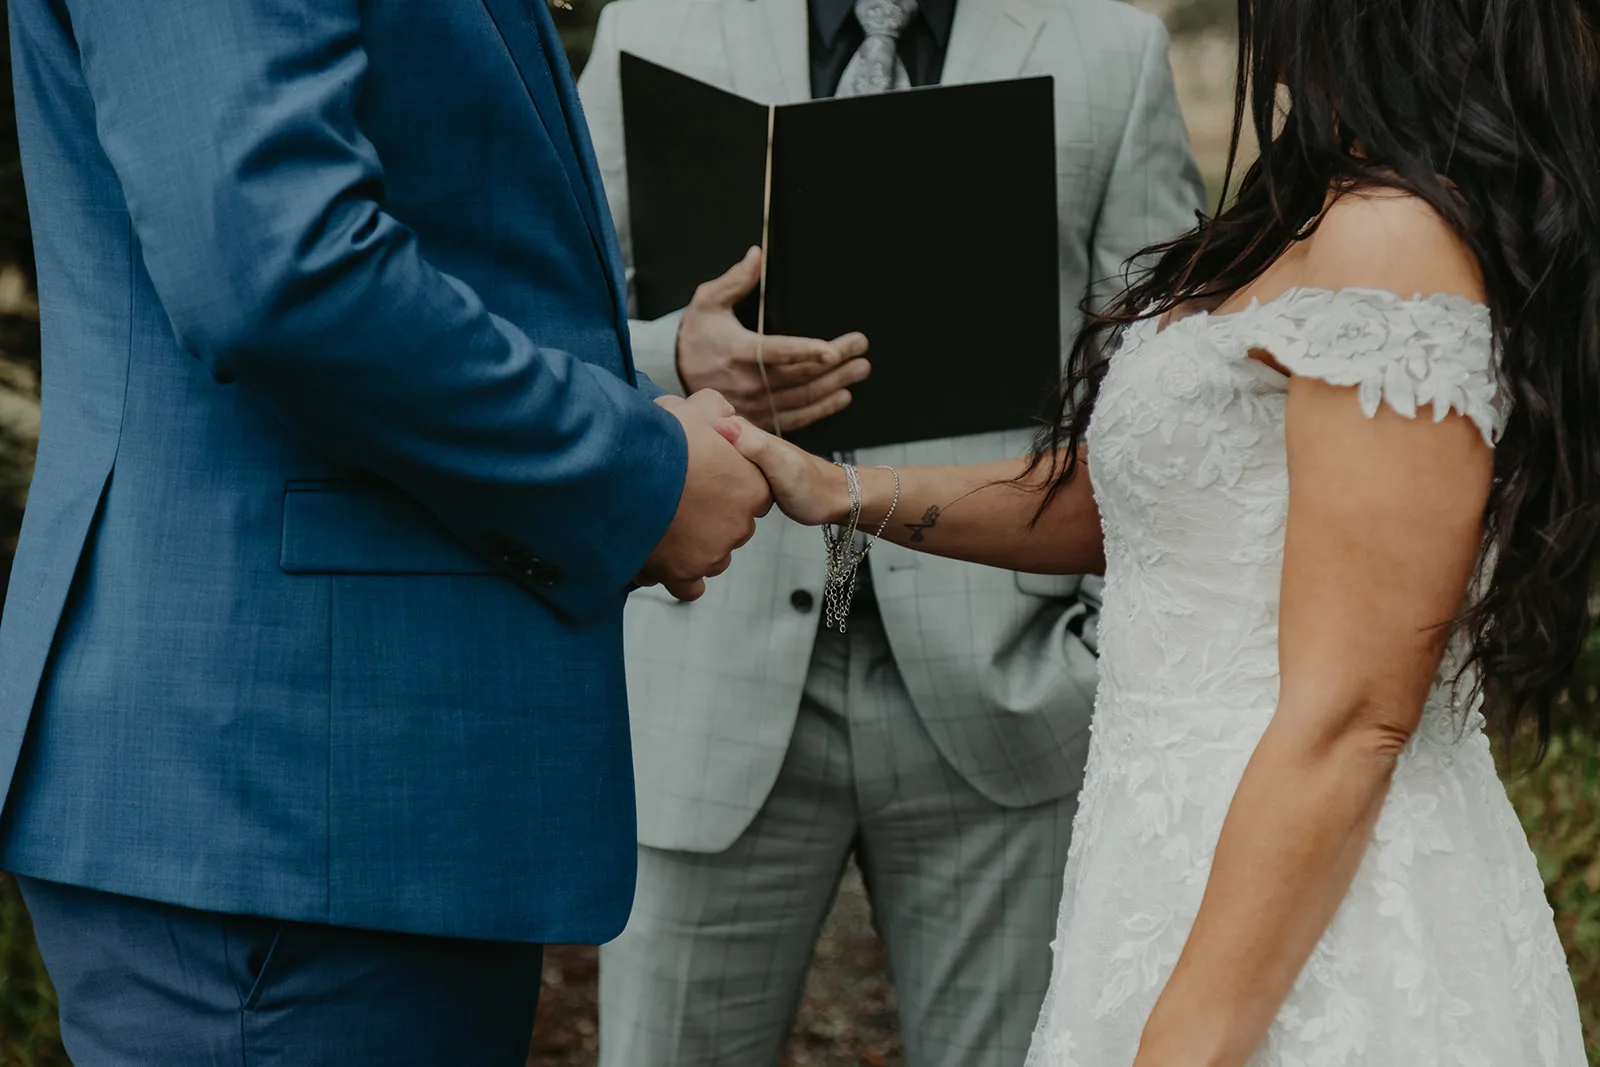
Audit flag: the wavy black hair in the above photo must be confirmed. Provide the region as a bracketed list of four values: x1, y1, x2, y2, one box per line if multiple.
[1037, 0, 1600, 749]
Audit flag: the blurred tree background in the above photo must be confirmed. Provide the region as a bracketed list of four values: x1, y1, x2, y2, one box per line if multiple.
[1, 1, 1598, 1064]
[0, 0, 51, 1060]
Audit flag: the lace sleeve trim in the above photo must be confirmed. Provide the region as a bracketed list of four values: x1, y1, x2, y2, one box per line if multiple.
[1232, 287, 1504, 446]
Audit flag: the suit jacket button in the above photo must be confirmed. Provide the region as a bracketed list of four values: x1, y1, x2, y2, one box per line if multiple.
[790, 589, 814, 613]
[527, 560, 561, 588]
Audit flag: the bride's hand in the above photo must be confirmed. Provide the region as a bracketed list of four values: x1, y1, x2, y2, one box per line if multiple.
[714, 416, 847, 526]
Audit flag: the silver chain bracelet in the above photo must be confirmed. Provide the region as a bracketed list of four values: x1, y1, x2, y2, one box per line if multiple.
[822, 464, 900, 632]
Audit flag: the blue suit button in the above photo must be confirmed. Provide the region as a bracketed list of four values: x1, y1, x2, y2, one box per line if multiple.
[483, 536, 556, 586]
[526, 560, 561, 588]
[484, 535, 520, 566]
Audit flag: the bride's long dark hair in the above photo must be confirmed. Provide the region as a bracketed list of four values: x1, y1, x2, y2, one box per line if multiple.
[1037, 0, 1600, 748]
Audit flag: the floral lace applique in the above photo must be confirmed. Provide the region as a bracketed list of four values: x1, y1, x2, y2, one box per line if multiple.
[1024, 288, 1584, 1067]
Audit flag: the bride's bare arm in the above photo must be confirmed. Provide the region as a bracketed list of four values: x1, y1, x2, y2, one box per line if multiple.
[1132, 197, 1494, 1067]
[717, 418, 1105, 575]
[1131, 383, 1491, 1066]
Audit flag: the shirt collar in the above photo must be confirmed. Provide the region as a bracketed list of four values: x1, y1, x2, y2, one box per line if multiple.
[811, 0, 958, 51]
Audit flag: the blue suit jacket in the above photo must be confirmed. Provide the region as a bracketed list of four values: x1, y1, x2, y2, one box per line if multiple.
[0, 0, 688, 944]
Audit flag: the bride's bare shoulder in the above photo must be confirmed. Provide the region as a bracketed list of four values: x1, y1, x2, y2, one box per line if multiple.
[1298, 187, 1487, 305]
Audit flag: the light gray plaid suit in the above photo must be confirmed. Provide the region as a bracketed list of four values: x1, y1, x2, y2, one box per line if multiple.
[578, 1, 1202, 1062]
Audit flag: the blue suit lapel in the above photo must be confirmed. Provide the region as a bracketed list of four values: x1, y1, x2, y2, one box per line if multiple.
[555, 60, 633, 362]
[478, 0, 635, 369]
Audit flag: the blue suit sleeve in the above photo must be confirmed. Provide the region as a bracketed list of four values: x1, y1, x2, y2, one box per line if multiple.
[633, 370, 670, 402]
[59, 0, 687, 621]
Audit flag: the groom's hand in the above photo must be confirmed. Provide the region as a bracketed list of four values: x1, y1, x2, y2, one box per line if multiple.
[637, 390, 773, 602]
[676, 248, 871, 433]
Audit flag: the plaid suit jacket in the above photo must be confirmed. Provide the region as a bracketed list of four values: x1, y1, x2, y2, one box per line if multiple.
[579, 0, 1204, 851]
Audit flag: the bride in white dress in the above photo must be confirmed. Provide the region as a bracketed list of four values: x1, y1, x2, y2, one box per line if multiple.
[676, 0, 1600, 1061]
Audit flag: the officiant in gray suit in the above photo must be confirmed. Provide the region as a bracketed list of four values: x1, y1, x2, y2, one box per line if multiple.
[578, 0, 1202, 1062]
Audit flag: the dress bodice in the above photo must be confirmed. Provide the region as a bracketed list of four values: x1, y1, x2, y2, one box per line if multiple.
[1088, 287, 1501, 713]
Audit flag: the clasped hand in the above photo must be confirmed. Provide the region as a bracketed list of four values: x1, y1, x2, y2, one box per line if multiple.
[636, 248, 873, 601]
[712, 417, 849, 527]
[636, 390, 774, 602]
[635, 400, 857, 603]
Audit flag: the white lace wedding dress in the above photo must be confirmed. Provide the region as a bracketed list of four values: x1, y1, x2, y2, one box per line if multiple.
[1024, 288, 1588, 1066]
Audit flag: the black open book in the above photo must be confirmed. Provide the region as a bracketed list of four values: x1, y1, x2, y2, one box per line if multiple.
[621, 53, 1061, 454]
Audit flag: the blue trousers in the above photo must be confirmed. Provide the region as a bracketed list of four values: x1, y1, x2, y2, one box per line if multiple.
[17, 876, 544, 1066]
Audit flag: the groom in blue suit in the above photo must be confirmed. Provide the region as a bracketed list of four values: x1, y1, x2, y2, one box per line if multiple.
[0, 0, 770, 1062]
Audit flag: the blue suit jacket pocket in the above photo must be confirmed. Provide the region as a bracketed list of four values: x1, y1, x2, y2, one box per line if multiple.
[280, 482, 497, 575]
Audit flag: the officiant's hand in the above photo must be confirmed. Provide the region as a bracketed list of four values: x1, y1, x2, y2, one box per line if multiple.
[636, 390, 773, 602]
[676, 247, 871, 433]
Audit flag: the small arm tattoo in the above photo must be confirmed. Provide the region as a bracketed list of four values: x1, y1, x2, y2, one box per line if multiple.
[904, 505, 941, 543]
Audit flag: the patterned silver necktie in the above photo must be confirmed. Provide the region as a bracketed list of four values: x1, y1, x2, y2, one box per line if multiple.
[834, 0, 920, 97]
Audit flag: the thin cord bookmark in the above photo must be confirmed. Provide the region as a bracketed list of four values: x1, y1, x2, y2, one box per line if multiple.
[754, 103, 783, 438]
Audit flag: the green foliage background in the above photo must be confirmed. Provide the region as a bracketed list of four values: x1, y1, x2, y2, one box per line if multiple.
[0, 1, 1596, 1064]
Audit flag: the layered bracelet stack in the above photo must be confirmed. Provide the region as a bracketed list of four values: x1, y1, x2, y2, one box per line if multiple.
[821, 463, 900, 632]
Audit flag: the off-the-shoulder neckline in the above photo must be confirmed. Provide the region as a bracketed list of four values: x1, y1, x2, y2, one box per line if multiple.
[1154, 285, 1492, 337]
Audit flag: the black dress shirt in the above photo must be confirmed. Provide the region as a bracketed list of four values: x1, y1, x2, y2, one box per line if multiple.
[808, 0, 957, 100]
